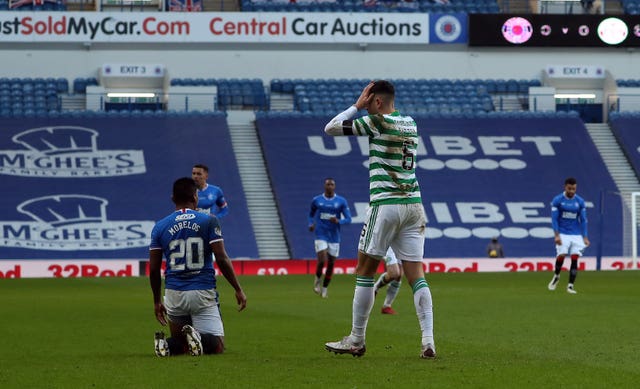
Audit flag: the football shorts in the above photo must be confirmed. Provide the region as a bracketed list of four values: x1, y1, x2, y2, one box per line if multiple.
[384, 247, 401, 266]
[314, 239, 340, 257]
[555, 233, 587, 257]
[164, 288, 224, 336]
[359, 203, 426, 262]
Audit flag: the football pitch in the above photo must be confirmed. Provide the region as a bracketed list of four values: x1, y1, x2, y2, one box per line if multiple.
[1, 271, 639, 388]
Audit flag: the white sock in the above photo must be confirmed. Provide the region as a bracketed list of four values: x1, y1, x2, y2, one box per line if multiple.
[412, 278, 434, 346]
[349, 276, 375, 345]
[383, 280, 401, 307]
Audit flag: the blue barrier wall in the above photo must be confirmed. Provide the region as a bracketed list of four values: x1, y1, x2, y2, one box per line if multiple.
[0, 116, 259, 259]
[257, 116, 622, 259]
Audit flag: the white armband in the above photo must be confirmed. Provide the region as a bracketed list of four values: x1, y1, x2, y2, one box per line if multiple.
[324, 106, 358, 135]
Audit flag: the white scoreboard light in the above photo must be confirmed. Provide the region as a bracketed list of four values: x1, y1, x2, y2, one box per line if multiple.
[469, 14, 640, 47]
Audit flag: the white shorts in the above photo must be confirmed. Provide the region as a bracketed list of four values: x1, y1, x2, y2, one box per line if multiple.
[315, 240, 340, 257]
[164, 288, 224, 336]
[358, 203, 427, 262]
[555, 234, 587, 257]
[384, 248, 401, 266]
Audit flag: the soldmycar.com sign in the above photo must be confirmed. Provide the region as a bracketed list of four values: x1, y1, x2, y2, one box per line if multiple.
[0, 11, 467, 44]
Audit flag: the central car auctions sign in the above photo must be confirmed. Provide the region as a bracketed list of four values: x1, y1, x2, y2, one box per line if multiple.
[0, 12, 467, 44]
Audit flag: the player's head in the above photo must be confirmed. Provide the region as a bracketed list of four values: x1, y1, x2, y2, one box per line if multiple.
[366, 80, 395, 115]
[192, 164, 209, 189]
[564, 177, 577, 198]
[324, 177, 336, 196]
[172, 177, 198, 208]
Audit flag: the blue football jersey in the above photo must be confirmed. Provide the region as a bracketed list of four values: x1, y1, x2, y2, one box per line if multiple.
[149, 208, 223, 291]
[197, 184, 228, 218]
[308, 194, 352, 243]
[550, 193, 588, 237]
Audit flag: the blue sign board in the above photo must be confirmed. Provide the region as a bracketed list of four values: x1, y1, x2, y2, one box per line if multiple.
[0, 116, 259, 259]
[257, 116, 621, 258]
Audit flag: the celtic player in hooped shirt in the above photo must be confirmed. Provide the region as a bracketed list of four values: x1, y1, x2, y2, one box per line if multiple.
[322, 80, 436, 359]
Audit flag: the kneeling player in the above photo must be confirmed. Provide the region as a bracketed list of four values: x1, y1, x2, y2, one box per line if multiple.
[149, 177, 247, 356]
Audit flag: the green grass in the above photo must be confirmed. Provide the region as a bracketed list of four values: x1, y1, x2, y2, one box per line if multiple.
[1, 271, 639, 388]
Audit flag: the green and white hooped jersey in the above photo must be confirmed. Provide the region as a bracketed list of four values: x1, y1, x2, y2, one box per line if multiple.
[352, 111, 422, 205]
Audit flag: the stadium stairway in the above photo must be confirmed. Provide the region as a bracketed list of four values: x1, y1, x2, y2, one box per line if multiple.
[60, 94, 85, 111]
[492, 94, 523, 112]
[585, 122, 640, 207]
[226, 110, 290, 259]
[269, 92, 294, 111]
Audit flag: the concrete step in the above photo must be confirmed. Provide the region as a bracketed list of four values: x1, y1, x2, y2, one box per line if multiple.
[227, 110, 290, 259]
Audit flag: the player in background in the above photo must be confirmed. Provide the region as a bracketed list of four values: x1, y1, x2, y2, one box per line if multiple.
[309, 178, 352, 298]
[149, 177, 246, 357]
[374, 248, 403, 315]
[547, 177, 590, 294]
[192, 164, 229, 219]
[323, 80, 435, 359]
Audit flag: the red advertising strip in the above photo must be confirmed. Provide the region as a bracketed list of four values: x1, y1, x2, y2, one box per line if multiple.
[0, 260, 138, 278]
[1, 258, 638, 279]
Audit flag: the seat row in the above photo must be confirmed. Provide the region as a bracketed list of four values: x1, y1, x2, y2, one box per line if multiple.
[0, 109, 226, 118]
[172, 77, 268, 110]
[240, 0, 499, 13]
[617, 79, 640, 87]
[257, 109, 580, 120]
[272, 78, 541, 95]
[0, 77, 68, 114]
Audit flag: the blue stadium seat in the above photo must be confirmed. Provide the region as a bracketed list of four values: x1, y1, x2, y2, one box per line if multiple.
[506, 79, 519, 94]
[281, 79, 294, 93]
[495, 79, 508, 93]
[73, 78, 87, 94]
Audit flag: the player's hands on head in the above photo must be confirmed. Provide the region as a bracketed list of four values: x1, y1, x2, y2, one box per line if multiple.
[235, 289, 247, 311]
[154, 302, 168, 326]
[355, 82, 375, 110]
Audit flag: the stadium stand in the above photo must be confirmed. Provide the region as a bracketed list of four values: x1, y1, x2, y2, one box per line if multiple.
[0, 77, 67, 116]
[1, 3, 638, 261]
[55, 76, 542, 115]
[622, 0, 640, 14]
[271, 78, 541, 116]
